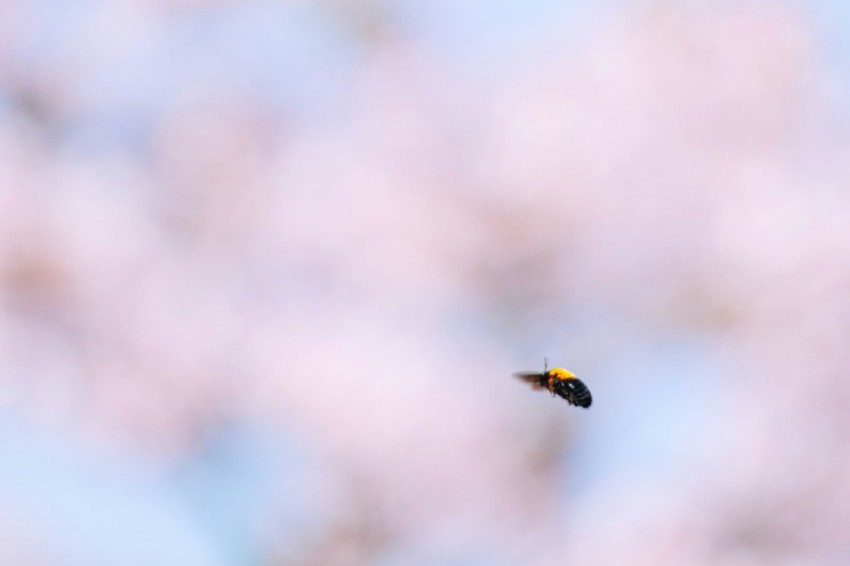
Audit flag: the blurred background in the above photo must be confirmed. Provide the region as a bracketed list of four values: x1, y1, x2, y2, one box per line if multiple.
[2, 0, 850, 564]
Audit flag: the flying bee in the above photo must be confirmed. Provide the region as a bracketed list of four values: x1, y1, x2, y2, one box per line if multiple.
[513, 358, 592, 408]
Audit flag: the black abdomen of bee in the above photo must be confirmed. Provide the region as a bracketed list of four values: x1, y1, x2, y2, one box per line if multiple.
[554, 379, 592, 408]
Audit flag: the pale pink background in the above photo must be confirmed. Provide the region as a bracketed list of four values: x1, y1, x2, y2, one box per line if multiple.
[1, 2, 849, 564]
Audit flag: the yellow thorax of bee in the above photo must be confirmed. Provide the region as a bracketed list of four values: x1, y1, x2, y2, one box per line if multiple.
[548, 368, 577, 381]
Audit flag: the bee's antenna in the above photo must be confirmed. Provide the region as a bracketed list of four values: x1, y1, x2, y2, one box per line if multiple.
[544, 357, 549, 373]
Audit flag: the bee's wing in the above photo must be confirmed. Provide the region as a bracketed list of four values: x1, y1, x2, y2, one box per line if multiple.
[513, 372, 547, 389]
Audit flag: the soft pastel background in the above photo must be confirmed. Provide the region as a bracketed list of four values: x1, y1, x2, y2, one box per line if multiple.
[2, 1, 850, 564]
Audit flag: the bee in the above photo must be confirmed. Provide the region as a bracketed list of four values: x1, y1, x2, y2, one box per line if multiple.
[513, 358, 592, 408]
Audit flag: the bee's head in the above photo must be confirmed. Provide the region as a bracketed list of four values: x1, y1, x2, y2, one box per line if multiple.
[549, 368, 577, 381]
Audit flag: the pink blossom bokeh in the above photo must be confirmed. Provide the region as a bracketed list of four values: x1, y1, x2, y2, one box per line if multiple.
[1, 1, 850, 564]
